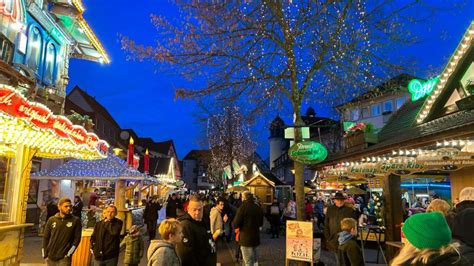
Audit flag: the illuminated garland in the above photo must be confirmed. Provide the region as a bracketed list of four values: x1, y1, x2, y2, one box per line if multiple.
[372, 192, 385, 228]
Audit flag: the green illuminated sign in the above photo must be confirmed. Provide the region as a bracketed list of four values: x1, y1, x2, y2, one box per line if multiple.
[408, 77, 439, 102]
[288, 141, 328, 164]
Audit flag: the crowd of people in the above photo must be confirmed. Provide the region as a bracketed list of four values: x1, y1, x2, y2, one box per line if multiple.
[40, 191, 265, 266]
[40, 186, 474, 266]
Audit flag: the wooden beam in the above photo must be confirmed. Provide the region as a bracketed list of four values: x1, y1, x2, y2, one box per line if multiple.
[382, 174, 403, 262]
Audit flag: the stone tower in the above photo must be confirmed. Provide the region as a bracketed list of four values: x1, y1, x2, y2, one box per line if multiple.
[269, 116, 287, 170]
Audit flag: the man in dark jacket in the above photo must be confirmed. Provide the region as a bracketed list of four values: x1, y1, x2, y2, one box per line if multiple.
[91, 205, 123, 266]
[324, 192, 356, 261]
[452, 206, 474, 264]
[232, 191, 264, 266]
[166, 193, 179, 218]
[176, 195, 217, 265]
[43, 198, 82, 266]
[143, 196, 161, 240]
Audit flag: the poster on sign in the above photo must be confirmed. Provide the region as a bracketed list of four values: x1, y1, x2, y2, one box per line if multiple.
[286, 221, 313, 263]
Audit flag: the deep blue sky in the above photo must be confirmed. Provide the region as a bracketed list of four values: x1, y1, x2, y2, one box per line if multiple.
[68, 1, 473, 160]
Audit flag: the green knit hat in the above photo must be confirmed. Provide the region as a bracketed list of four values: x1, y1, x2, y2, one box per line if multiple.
[402, 212, 452, 249]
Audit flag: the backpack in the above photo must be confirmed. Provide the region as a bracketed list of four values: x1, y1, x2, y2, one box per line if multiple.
[270, 205, 280, 215]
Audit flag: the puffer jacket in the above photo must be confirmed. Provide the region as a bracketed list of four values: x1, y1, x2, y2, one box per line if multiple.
[147, 240, 181, 266]
[120, 233, 144, 264]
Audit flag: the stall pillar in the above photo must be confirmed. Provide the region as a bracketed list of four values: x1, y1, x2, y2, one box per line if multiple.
[138, 181, 143, 206]
[383, 174, 403, 262]
[10, 145, 34, 263]
[115, 180, 127, 234]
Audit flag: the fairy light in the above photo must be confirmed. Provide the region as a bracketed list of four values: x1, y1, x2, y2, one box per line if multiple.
[31, 153, 150, 179]
[417, 21, 473, 123]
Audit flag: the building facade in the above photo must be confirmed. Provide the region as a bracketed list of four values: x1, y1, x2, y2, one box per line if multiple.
[336, 74, 414, 130]
[182, 150, 213, 191]
[0, 1, 108, 263]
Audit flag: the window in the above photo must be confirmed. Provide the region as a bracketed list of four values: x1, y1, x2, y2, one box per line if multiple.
[362, 107, 370, 118]
[43, 43, 56, 84]
[0, 157, 13, 222]
[26, 27, 42, 72]
[0, 34, 14, 64]
[383, 100, 393, 113]
[351, 108, 360, 121]
[396, 97, 406, 109]
[371, 104, 381, 116]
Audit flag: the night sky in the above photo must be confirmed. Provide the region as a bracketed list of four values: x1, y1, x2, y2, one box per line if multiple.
[67, 1, 473, 160]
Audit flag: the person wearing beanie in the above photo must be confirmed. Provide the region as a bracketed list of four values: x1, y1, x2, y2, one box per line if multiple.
[391, 212, 469, 265]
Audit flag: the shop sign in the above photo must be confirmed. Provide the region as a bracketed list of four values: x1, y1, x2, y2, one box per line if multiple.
[349, 161, 424, 176]
[0, 0, 26, 24]
[0, 84, 109, 153]
[288, 141, 328, 164]
[408, 77, 439, 102]
[286, 220, 313, 263]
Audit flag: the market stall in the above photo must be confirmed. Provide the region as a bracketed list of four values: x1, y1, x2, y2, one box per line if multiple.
[243, 172, 285, 204]
[0, 84, 109, 264]
[31, 153, 157, 233]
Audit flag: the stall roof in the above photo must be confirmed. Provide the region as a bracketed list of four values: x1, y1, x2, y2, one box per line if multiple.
[0, 84, 109, 160]
[320, 22, 474, 166]
[50, 0, 109, 63]
[31, 153, 153, 181]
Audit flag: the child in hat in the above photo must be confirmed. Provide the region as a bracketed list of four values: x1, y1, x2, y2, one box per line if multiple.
[391, 212, 470, 265]
[337, 218, 364, 266]
[120, 225, 144, 266]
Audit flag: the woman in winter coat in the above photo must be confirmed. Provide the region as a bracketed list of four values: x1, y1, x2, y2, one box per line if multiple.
[120, 225, 144, 266]
[391, 212, 470, 265]
[147, 218, 182, 266]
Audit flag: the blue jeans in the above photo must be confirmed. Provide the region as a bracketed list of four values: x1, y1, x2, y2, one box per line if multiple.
[94, 257, 118, 266]
[241, 246, 258, 266]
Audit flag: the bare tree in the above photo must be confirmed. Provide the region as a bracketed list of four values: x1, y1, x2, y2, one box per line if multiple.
[206, 105, 255, 186]
[121, 0, 463, 220]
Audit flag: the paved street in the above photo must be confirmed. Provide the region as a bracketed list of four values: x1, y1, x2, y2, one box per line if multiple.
[21, 222, 386, 266]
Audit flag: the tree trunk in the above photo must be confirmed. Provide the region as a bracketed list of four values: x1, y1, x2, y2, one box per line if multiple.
[293, 112, 305, 221]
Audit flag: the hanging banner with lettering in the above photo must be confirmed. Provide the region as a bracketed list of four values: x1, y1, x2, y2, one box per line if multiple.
[0, 84, 109, 155]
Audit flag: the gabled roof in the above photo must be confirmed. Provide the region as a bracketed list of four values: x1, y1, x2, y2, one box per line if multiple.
[417, 21, 474, 124]
[337, 73, 416, 108]
[66, 86, 121, 129]
[183, 149, 211, 161]
[156, 140, 178, 158]
[154, 158, 172, 176]
[244, 172, 285, 187]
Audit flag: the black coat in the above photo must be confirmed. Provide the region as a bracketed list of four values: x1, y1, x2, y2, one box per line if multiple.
[90, 218, 123, 260]
[232, 199, 264, 247]
[72, 201, 83, 218]
[144, 201, 161, 224]
[166, 198, 179, 218]
[324, 204, 356, 251]
[176, 213, 216, 266]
